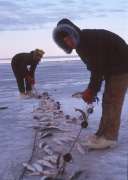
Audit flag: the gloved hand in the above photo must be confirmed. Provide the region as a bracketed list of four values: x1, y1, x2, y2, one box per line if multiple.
[82, 89, 95, 104]
[25, 75, 35, 85]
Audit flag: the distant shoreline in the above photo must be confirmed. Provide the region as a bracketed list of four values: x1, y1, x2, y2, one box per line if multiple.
[0, 55, 78, 60]
[0, 55, 80, 63]
[0, 56, 80, 64]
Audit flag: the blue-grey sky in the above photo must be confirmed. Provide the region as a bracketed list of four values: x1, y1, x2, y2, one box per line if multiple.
[0, 0, 128, 58]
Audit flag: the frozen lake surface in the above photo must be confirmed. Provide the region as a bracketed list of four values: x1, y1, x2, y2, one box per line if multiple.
[0, 60, 128, 180]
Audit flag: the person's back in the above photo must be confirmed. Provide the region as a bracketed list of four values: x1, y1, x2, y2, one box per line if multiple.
[11, 52, 34, 67]
[77, 29, 128, 76]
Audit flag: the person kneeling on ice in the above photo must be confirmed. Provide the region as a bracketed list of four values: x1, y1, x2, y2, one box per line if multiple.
[53, 18, 128, 149]
[11, 49, 45, 98]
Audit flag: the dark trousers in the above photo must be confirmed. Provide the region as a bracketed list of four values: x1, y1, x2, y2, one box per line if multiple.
[11, 64, 32, 93]
[96, 73, 128, 140]
[15, 76, 32, 93]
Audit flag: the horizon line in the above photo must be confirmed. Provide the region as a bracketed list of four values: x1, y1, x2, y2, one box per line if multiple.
[0, 55, 79, 60]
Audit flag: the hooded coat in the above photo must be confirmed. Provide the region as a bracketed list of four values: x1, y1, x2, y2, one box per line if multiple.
[53, 19, 128, 96]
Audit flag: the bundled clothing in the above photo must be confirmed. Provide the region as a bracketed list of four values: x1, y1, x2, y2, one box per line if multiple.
[53, 19, 128, 141]
[53, 19, 128, 96]
[11, 52, 38, 93]
[76, 29, 128, 96]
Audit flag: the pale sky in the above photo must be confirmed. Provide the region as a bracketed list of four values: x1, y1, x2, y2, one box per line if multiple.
[0, 0, 128, 59]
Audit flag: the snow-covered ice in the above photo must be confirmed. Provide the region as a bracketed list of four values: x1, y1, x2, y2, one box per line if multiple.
[0, 60, 128, 180]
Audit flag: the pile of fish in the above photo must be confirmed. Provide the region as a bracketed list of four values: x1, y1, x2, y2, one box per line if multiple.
[22, 92, 89, 180]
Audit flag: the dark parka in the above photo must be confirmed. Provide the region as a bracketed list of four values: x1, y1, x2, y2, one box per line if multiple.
[54, 19, 128, 96]
[11, 52, 38, 79]
[76, 29, 128, 95]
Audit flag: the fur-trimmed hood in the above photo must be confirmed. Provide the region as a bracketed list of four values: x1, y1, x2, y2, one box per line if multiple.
[53, 18, 81, 53]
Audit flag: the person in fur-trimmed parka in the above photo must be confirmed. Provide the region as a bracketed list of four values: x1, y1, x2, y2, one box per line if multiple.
[53, 18, 128, 149]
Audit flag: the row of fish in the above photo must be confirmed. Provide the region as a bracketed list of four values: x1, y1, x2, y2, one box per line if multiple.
[22, 92, 88, 180]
